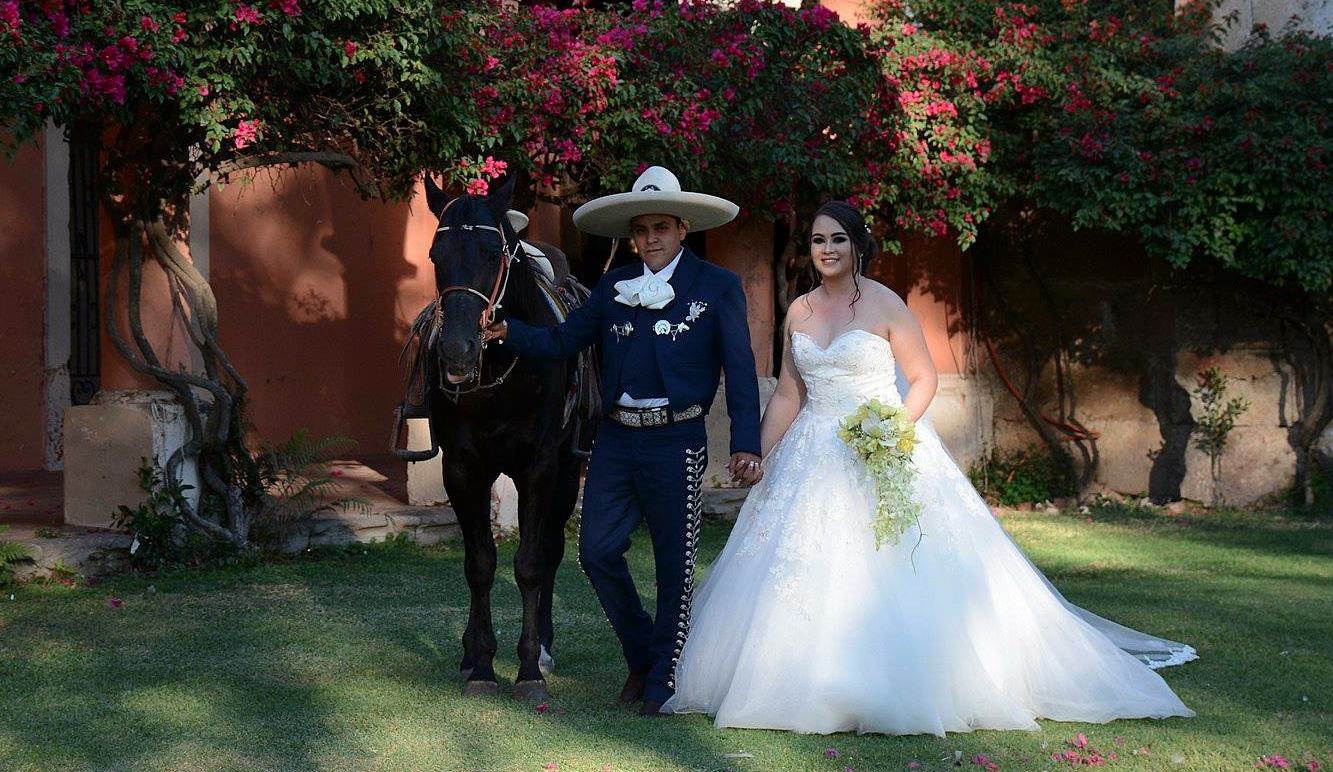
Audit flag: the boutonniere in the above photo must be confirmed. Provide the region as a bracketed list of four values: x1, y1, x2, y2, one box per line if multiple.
[653, 319, 690, 341]
[686, 301, 708, 322]
[610, 322, 635, 341]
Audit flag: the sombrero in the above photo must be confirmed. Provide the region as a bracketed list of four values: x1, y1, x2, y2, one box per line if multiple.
[572, 166, 738, 238]
[506, 210, 529, 233]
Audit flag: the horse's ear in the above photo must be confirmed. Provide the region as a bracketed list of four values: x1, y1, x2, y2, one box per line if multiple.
[423, 172, 449, 218]
[484, 173, 516, 219]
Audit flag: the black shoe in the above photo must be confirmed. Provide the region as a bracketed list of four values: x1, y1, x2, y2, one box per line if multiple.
[618, 670, 649, 704]
[639, 699, 667, 717]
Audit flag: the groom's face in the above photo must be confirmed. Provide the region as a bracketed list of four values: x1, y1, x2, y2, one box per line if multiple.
[630, 213, 687, 269]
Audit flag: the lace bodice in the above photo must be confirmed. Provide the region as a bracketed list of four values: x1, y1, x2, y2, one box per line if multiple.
[792, 329, 902, 415]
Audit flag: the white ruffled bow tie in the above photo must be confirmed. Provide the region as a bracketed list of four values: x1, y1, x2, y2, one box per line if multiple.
[613, 274, 676, 309]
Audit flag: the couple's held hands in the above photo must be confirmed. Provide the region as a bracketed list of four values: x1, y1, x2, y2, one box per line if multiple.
[729, 452, 763, 486]
[481, 320, 508, 343]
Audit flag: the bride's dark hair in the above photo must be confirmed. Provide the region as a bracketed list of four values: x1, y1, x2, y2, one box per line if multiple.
[807, 199, 879, 313]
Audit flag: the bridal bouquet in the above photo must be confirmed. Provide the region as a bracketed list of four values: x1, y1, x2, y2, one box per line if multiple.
[836, 398, 922, 549]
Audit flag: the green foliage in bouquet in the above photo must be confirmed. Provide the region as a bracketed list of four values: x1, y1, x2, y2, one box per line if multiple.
[837, 398, 923, 548]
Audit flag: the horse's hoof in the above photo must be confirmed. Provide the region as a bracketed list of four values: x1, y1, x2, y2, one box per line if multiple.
[463, 680, 501, 698]
[514, 679, 549, 702]
[539, 645, 555, 677]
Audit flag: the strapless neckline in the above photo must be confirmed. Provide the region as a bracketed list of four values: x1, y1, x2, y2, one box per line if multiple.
[791, 328, 892, 353]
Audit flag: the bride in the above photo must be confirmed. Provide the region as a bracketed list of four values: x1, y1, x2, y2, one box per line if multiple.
[662, 200, 1195, 735]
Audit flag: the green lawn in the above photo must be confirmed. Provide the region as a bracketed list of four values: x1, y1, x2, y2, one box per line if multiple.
[1, 505, 1329, 772]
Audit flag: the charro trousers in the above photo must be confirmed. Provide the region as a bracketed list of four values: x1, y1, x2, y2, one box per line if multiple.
[578, 418, 707, 704]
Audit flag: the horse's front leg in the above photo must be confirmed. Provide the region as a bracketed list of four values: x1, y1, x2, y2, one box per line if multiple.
[446, 464, 501, 697]
[512, 456, 559, 700]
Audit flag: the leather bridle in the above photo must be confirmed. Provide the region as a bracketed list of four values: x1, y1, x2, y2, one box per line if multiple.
[430, 197, 522, 398]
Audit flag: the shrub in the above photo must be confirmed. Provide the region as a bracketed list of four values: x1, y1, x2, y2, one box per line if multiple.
[0, 525, 32, 583]
[968, 445, 1077, 506]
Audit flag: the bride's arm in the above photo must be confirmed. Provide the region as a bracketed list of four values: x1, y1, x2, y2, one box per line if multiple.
[886, 292, 938, 423]
[760, 317, 807, 458]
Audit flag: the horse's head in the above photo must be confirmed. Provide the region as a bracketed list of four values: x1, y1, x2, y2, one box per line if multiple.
[424, 173, 519, 386]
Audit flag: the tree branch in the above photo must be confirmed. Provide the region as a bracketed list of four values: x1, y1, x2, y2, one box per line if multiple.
[194, 151, 360, 193]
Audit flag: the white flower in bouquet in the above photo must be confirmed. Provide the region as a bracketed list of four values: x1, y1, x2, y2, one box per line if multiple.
[837, 398, 923, 549]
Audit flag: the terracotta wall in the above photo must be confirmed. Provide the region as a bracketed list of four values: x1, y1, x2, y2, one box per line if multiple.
[0, 140, 49, 471]
[707, 217, 777, 378]
[208, 167, 437, 451]
[871, 233, 970, 377]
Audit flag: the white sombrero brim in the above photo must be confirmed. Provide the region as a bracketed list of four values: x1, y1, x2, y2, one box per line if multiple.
[506, 210, 529, 233]
[572, 191, 738, 238]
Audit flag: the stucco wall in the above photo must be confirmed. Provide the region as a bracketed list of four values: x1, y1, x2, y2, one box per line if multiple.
[0, 139, 48, 470]
[208, 166, 436, 452]
[1200, 0, 1333, 49]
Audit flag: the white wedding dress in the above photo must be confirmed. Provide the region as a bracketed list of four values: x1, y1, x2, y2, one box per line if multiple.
[662, 329, 1195, 735]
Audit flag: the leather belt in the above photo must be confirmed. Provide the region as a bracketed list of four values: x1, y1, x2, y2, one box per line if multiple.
[608, 404, 703, 428]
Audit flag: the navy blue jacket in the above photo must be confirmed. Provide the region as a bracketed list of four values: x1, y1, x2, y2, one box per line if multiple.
[505, 248, 761, 456]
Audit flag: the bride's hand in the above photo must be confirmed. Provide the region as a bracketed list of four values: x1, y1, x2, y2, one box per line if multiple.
[729, 452, 763, 486]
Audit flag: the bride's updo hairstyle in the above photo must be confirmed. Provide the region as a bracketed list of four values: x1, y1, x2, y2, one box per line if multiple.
[809, 199, 878, 309]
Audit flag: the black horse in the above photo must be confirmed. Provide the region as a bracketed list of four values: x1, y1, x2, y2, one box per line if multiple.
[393, 174, 591, 700]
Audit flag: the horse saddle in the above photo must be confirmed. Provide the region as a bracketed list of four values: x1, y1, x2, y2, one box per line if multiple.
[391, 240, 601, 462]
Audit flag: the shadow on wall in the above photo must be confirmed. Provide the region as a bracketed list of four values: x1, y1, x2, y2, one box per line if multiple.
[209, 166, 436, 451]
[972, 212, 1311, 504]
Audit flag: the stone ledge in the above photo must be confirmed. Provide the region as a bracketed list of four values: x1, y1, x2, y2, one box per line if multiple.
[702, 487, 749, 520]
[8, 506, 461, 580]
[10, 531, 134, 581]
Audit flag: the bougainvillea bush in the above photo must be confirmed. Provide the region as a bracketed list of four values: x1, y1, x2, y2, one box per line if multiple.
[440, 0, 991, 251]
[873, 0, 1333, 289]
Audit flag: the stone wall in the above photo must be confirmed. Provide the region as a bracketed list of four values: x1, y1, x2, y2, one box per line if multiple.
[976, 224, 1319, 505]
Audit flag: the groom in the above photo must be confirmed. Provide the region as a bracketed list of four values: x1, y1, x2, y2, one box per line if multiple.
[484, 166, 763, 715]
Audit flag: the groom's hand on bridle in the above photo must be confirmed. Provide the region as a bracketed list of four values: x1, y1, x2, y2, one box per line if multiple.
[481, 320, 508, 343]
[729, 452, 762, 486]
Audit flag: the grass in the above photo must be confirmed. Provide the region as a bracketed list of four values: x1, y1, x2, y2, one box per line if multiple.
[0, 504, 1329, 772]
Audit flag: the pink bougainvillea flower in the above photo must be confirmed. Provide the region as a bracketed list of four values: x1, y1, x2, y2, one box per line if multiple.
[107, 598, 122, 608]
[233, 119, 260, 150]
[466, 178, 489, 196]
[541, 765, 557, 772]
[1306, 762, 1319, 772]
[825, 748, 841, 759]
[272, 0, 301, 16]
[908, 763, 922, 770]
[0, 1, 21, 34]
[480, 156, 508, 178]
[343, 40, 357, 59]
[971, 755, 989, 766]
[199, 84, 209, 97]
[535, 702, 549, 714]
[234, 4, 261, 25]
[601, 766, 612, 772]
[1114, 736, 1125, 746]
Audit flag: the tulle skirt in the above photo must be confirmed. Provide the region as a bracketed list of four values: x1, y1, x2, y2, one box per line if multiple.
[662, 406, 1195, 736]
